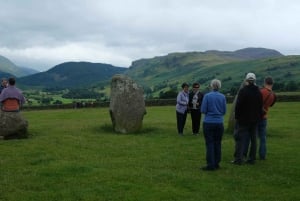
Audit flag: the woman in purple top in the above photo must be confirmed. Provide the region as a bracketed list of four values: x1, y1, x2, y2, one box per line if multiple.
[176, 83, 189, 135]
[0, 77, 26, 111]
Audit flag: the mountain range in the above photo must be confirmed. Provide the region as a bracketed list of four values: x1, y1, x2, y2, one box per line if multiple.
[18, 62, 126, 88]
[0, 55, 39, 78]
[1, 47, 299, 96]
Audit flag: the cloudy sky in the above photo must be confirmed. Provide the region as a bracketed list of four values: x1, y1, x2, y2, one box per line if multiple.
[1, 0, 300, 71]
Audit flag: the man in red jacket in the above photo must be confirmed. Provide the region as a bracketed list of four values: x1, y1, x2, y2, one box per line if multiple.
[258, 76, 276, 160]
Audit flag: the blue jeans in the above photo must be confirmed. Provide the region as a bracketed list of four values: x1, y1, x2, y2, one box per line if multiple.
[258, 119, 267, 159]
[203, 122, 224, 169]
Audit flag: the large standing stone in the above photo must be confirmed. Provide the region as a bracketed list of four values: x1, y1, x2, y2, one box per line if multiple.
[227, 81, 247, 133]
[0, 110, 28, 139]
[109, 75, 146, 133]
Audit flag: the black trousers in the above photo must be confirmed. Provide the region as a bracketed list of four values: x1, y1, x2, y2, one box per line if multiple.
[234, 122, 258, 162]
[190, 109, 201, 134]
[176, 111, 187, 134]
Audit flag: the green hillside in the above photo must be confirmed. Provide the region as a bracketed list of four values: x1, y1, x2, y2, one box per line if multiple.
[124, 48, 291, 96]
[2, 48, 298, 100]
[18, 62, 127, 88]
[0, 55, 38, 77]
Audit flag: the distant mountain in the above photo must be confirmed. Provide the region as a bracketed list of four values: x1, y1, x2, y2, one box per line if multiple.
[122, 47, 300, 97]
[18, 66, 40, 77]
[0, 55, 40, 77]
[204, 47, 283, 60]
[125, 47, 284, 90]
[3, 48, 298, 97]
[19, 61, 126, 88]
[232, 47, 283, 59]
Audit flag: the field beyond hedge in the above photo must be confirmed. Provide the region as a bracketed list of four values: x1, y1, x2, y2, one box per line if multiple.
[0, 102, 299, 201]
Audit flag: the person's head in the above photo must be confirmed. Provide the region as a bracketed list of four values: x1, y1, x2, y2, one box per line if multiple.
[8, 77, 16, 86]
[245, 72, 256, 84]
[1, 78, 7, 87]
[210, 79, 221, 91]
[181, 82, 189, 92]
[264, 76, 274, 86]
[192, 82, 200, 91]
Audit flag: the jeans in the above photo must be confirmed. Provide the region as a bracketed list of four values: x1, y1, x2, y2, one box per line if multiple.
[176, 111, 187, 134]
[203, 122, 224, 169]
[257, 119, 267, 159]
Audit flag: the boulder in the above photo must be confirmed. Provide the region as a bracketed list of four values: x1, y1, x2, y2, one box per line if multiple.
[109, 75, 146, 133]
[0, 110, 28, 139]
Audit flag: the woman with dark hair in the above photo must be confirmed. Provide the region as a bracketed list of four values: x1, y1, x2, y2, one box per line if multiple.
[189, 82, 204, 135]
[176, 83, 189, 135]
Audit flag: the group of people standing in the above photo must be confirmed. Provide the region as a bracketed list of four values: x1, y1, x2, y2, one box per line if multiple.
[175, 73, 276, 171]
[232, 73, 276, 165]
[175, 82, 204, 136]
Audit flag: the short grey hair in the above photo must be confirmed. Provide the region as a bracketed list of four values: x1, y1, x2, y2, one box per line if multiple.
[210, 79, 221, 90]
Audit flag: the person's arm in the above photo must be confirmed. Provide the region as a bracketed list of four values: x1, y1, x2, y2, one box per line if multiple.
[201, 95, 208, 114]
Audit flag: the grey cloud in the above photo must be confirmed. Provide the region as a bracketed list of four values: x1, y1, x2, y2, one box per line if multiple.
[1, 0, 300, 71]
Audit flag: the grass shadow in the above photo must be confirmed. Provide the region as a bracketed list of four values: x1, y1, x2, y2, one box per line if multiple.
[91, 123, 159, 136]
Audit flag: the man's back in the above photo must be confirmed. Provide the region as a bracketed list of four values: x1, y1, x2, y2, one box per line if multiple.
[235, 84, 263, 125]
[0, 78, 26, 111]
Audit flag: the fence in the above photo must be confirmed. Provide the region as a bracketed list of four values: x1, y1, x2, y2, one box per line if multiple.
[22, 95, 300, 111]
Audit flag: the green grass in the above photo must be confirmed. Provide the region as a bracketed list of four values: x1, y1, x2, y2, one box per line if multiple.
[1, 103, 299, 201]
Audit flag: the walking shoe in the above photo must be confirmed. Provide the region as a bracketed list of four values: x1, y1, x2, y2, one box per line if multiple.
[246, 160, 255, 165]
[231, 160, 243, 165]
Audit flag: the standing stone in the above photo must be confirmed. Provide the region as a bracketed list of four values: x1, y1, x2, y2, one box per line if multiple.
[227, 80, 247, 133]
[0, 110, 28, 139]
[109, 75, 146, 133]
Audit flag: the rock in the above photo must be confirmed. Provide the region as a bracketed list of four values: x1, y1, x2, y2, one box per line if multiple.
[109, 75, 146, 133]
[0, 110, 28, 139]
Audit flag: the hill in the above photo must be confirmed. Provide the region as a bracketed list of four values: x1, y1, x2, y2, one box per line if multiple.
[18, 61, 126, 88]
[0, 55, 38, 77]
[3, 47, 299, 99]
[124, 47, 288, 96]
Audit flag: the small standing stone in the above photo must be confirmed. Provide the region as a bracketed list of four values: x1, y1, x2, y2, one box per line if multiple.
[109, 75, 146, 133]
[0, 110, 28, 139]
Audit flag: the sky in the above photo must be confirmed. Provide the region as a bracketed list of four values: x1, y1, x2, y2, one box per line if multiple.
[1, 0, 300, 71]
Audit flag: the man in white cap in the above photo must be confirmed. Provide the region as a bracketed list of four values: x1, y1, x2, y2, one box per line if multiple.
[232, 72, 263, 165]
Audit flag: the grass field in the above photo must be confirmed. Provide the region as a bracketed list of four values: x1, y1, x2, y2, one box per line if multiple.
[1, 102, 299, 201]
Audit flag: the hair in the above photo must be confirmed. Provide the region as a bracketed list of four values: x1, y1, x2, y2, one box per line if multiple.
[8, 77, 16, 85]
[181, 82, 189, 88]
[247, 80, 255, 85]
[264, 76, 273, 85]
[210, 79, 221, 90]
[192, 82, 200, 88]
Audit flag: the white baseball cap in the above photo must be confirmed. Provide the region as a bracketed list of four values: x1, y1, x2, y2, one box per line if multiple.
[246, 72, 256, 81]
